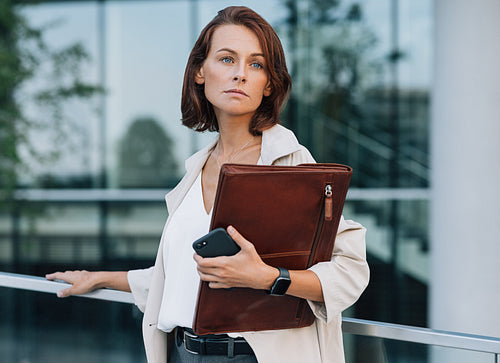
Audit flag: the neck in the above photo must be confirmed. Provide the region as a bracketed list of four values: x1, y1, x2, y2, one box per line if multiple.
[217, 115, 255, 155]
[214, 116, 262, 168]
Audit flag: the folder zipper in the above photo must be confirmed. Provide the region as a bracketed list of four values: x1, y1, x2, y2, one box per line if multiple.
[298, 183, 333, 321]
[324, 184, 333, 221]
[306, 183, 332, 269]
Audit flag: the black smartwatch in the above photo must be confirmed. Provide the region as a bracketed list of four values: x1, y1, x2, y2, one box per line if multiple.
[268, 267, 291, 296]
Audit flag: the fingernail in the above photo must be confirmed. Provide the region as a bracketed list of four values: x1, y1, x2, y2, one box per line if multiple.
[57, 291, 63, 298]
[227, 226, 235, 234]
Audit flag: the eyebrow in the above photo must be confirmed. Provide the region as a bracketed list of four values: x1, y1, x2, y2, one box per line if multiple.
[215, 48, 265, 58]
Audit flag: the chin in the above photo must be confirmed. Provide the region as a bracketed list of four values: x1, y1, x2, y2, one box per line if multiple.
[220, 108, 256, 118]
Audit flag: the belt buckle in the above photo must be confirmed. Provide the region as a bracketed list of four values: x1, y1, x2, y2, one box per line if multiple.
[183, 329, 202, 355]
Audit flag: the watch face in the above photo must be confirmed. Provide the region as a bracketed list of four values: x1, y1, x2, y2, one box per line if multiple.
[271, 276, 291, 296]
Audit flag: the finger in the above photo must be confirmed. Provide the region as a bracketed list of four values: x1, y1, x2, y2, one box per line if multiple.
[227, 226, 253, 249]
[57, 287, 73, 298]
[193, 253, 205, 265]
[45, 272, 64, 281]
[193, 253, 211, 268]
[195, 254, 230, 269]
[46, 272, 73, 284]
[203, 274, 229, 287]
[193, 253, 222, 267]
[197, 264, 221, 277]
[45, 273, 56, 280]
[198, 270, 221, 283]
[208, 281, 230, 289]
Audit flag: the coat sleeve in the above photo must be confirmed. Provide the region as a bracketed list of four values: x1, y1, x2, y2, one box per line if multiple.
[127, 266, 154, 312]
[306, 216, 370, 324]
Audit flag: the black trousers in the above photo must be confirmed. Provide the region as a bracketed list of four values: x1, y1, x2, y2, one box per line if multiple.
[170, 334, 258, 363]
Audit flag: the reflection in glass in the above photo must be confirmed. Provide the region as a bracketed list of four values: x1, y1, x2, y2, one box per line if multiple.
[1, 0, 434, 361]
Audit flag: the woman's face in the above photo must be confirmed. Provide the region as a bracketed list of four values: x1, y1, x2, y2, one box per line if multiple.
[195, 24, 272, 122]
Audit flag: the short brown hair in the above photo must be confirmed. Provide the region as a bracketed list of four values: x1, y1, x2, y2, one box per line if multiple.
[181, 6, 291, 135]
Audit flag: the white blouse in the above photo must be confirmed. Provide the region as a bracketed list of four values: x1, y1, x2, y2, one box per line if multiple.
[157, 155, 264, 333]
[157, 172, 211, 332]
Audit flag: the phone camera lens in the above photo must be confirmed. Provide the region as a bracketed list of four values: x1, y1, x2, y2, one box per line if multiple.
[196, 242, 204, 249]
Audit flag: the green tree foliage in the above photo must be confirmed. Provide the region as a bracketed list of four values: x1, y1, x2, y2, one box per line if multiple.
[282, 0, 381, 186]
[119, 117, 178, 188]
[0, 1, 102, 205]
[282, 0, 379, 124]
[297, 1, 378, 123]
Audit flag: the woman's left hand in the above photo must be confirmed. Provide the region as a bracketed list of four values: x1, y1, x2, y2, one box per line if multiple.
[193, 225, 278, 290]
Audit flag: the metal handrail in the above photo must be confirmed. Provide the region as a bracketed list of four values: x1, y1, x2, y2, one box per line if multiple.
[1, 271, 499, 355]
[12, 187, 430, 202]
[0, 271, 134, 304]
[342, 318, 500, 354]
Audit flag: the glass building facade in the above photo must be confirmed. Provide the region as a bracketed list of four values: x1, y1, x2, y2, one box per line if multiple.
[1, 1, 433, 362]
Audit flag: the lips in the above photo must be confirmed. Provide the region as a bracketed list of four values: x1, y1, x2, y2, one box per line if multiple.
[225, 89, 248, 97]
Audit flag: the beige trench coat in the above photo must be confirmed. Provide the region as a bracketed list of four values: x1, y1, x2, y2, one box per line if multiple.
[128, 124, 370, 363]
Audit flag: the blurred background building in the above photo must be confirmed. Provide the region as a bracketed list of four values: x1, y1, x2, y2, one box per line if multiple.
[0, 0, 498, 362]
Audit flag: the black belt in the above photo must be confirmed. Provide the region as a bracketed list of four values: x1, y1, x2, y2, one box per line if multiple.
[175, 327, 254, 356]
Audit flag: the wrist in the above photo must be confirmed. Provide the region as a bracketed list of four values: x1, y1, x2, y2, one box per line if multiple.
[259, 264, 280, 290]
[95, 271, 131, 292]
[93, 271, 109, 289]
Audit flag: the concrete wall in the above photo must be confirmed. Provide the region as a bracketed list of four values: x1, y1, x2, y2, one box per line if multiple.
[431, 0, 500, 360]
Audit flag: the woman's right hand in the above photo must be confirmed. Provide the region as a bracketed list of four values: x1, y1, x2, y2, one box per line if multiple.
[46, 270, 131, 297]
[45, 270, 103, 298]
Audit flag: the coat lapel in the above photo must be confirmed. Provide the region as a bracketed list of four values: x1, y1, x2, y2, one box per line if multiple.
[260, 124, 302, 165]
[165, 138, 217, 214]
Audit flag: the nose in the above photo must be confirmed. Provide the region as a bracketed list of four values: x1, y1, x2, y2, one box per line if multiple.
[233, 64, 247, 83]
[233, 75, 246, 83]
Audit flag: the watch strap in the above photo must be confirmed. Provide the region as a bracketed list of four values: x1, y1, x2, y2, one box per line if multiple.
[276, 267, 289, 279]
[268, 267, 291, 296]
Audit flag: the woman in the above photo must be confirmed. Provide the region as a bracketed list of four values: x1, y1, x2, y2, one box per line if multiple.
[47, 6, 369, 363]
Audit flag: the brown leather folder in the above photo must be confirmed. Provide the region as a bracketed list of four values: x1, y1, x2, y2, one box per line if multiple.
[193, 163, 352, 335]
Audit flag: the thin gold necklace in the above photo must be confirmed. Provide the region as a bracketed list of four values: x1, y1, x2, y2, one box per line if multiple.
[216, 136, 256, 168]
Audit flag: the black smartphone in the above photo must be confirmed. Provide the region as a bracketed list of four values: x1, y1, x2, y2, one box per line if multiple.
[192, 227, 240, 258]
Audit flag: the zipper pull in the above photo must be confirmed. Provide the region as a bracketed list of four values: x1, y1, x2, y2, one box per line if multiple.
[325, 184, 333, 221]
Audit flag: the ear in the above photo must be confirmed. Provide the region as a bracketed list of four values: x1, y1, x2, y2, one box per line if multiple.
[195, 66, 205, 85]
[263, 81, 272, 97]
